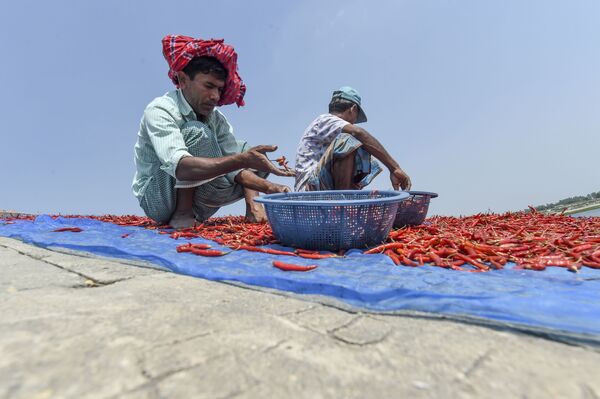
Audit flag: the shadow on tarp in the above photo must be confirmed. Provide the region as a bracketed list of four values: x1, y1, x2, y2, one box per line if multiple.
[1, 215, 600, 347]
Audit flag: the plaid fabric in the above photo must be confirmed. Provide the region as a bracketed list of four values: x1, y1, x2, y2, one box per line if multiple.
[139, 120, 250, 224]
[162, 35, 246, 107]
[298, 133, 382, 191]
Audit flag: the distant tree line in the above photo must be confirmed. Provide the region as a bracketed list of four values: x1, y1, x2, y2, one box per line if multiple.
[535, 190, 600, 211]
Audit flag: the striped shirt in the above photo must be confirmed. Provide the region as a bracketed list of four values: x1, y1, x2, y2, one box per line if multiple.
[132, 89, 244, 200]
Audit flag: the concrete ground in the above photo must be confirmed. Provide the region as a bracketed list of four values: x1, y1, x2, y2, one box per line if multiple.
[1, 236, 599, 399]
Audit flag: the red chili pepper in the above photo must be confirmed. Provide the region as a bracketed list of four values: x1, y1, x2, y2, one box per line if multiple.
[53, 227, 83, 232]
[384, 249, 401, 265]
[121, 233, 130, 238]
[489, 259, 504, 270]
[272, 260, 317, 272]
[177, 244, 192, 253]
[401, 256, 418, 267]
[176, 243, 212, 252]
[582, 260, 600, 269]
[297, 252, 338, 259]
[190, 248, 228, 257]
[453, 253, 490, 271]
[364, 242, 405, 254]
[235, 245, 297, 256]
[428, 252, 445, 267]
[572, 243, 593, 253]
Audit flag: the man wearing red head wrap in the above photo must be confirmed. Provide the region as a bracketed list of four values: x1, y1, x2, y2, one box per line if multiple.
[133, 35, 294, 228]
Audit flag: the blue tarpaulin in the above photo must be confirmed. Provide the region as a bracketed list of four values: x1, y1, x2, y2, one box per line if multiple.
[2, 215, 600, 344]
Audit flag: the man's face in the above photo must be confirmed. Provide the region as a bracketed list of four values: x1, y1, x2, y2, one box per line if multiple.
[178, 71, 225, 117]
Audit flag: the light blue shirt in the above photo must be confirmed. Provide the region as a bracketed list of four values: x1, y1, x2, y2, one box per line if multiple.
[132, 89, 244, 200]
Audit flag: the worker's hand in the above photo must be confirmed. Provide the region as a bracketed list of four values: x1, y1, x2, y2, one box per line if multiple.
[243, 145, 295, 177]
[390, 168, 411, 191]
[266, 182, 291, 194]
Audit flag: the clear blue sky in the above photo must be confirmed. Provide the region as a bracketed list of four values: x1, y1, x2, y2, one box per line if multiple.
[1, 0, 598, 217]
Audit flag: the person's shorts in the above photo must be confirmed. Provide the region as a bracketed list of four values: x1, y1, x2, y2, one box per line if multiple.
[300, 133, 382, 191]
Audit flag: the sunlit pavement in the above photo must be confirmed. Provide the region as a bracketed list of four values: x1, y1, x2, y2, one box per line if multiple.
[1, 236, 599, 399]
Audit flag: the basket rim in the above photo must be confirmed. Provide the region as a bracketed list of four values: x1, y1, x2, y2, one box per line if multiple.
[254, 190, 409, 207]
[407, 191, 439, 199]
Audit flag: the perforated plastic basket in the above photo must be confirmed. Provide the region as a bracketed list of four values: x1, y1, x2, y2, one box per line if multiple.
[254, 190, 409, 251]
[393, 191, 438, 228]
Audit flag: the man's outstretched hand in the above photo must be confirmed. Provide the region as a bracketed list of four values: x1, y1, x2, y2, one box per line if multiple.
[390, 168, 412, 191]
[244, 145, 295, 177]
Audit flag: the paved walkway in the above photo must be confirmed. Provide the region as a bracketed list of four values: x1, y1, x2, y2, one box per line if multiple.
[1, 236, 599, 399]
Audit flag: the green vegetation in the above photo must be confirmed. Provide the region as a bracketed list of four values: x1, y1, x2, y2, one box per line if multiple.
[532, 190, 600, 213]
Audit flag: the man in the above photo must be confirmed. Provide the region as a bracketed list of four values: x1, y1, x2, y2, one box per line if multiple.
[295, 86, 411, 192]
[133, 35, 293, 228]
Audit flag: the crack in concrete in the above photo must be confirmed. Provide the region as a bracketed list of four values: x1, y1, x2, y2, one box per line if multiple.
[0, 243, 129, 287]
[330, 328, 392, 347]
[133, 357, 165, 399]
[277, 305, 317, 317]
[463, 349, 493, 379]
[111, 354, 228, 399]
[262, 339, 288, 354]
[151, 331, 215, 350]
[328, 314, 362, 334]
[327, 315, 393, 346]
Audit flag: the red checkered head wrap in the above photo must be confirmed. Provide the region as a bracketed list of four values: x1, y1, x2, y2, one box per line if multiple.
[162, 35, 246, 107]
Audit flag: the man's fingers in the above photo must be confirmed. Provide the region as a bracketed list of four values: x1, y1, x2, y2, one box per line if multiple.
[269, 165, 294, 177]
[253, 145, 278, 154]
[270, 165, 295, 177]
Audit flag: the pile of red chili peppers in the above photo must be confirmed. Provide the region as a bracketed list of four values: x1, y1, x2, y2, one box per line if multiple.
[3, 209, 599, 273]
[370, 209, 600, 272]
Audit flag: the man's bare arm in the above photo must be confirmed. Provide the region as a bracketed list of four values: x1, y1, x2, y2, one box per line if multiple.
[176, 153, 245, 181]
[342, 124, 412, 190]
[176, 145, 294, 181]
[342, 124, 398, 170]
[234, 169, 291, 194]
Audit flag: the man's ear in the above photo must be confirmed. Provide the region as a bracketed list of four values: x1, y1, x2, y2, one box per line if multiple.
[177, 71, 188, 87]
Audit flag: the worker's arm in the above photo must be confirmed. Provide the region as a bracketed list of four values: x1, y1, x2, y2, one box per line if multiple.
[342, 124, 412, 190]
[234, 169, 291, 194]
[176, 145, 294, 181]
[142, 105, 292, 182]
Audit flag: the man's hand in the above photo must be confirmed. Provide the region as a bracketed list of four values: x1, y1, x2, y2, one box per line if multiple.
[390, 168, 412, 191]
[265, 182, 291, 194]
[243, 145, 295, 177]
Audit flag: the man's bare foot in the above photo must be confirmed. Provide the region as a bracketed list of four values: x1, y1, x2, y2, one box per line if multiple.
[245, 202, 268, 223]
[169, 211, 197, 229]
